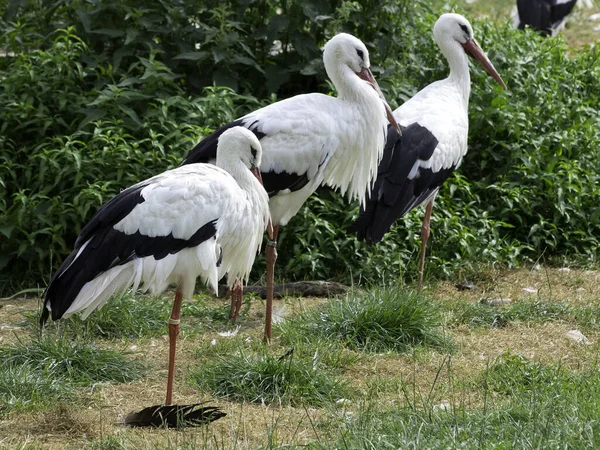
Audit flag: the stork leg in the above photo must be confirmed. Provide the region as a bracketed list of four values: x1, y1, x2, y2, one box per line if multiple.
[166, 289, 183, 405]
[418, 200, 434, 292]
[230, 279, 243, 323]
[264, 225, 279, 344]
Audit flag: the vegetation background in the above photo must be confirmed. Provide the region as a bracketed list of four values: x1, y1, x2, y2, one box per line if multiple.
[1, 0, 599, 295]
[2, 1, 600, 449]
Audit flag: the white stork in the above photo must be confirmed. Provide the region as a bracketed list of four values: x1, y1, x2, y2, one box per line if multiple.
[512, 0, 579, 36]
[181, 33, 402, 342]
[41, 127, 270, 407]
[349, 13, 507, 290]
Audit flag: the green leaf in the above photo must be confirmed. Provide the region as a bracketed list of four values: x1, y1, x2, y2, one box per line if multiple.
[173, 51, 209, 61]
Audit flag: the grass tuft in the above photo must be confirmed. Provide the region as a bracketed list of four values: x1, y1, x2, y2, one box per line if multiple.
[0, 364, 73, 415]
[26, 292, 233, 340]
[484, 351, 572, 395]
[445, 299, 570, 328]
[190, 348, 350, 406]
[0, 337, 143, 385]
[279, 287, 450, 352]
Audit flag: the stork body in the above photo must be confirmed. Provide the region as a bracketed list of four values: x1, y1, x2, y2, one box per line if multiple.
[182, 33, 401, 341]
[349, 14, 506, 290]
[513, 0, 578, 36]
[41, 127, 270, 406]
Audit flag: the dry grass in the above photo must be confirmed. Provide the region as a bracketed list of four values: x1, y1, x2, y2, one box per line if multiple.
[2, 267, 600, 448]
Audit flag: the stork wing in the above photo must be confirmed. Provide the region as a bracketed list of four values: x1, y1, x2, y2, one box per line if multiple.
[181, 94, 340, 198]
[42, 165, 231, 322]
[349, 123, 455, 243]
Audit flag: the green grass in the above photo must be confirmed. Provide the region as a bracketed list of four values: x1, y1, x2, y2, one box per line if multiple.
[0, 337, 143, 385]
[0, 364, 73, 415]
[445, 298, 571, 328]
[483, 351, 573, 395]
[25, 292, 234, 340]
[444, 297, 600, 332]
[279, 287, 451, 353]
[190, 347, 350, 406]
[316, 354, 600, 449]
[0, 337, 142, 416]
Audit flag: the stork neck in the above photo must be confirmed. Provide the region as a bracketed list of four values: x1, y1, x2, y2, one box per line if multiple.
[230, 163, 257, 192]
[327, 63, 375, 104]
[438, 38, 471, 101]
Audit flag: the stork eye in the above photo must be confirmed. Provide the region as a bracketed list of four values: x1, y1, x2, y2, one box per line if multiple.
[250, 147, 258, 160]
[356, 49, 364, 59]
[459, 24, 469, 36]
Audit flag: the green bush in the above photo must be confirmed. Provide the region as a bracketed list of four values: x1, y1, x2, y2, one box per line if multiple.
[2, 1, 600, 293]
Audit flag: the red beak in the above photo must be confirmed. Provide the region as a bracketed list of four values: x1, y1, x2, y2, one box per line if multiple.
[356, 67, 402, 136]
[461, 39, 507, 90]
[251, 166, 264, 186]
[251, 166, 274, 238]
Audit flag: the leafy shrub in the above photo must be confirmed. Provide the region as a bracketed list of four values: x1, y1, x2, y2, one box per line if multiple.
[2, 1, 600, 294]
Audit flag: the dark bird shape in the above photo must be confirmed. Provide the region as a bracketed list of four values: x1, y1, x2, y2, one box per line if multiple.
[123, 403, 226, 428]
[513, 0, 579, 36]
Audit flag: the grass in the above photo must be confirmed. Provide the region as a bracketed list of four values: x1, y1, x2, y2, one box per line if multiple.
[190, 347, 350, 406]
[279, 287, 451, 352]
[24, 291, 236, 340]
[0, 336, 142, 417]
[445, 298, 571, 328]
[0, 337, 142, 385]
[328, 353, 600, 450]
[2, 268, 600, 448]
[0, 364, 73, 415]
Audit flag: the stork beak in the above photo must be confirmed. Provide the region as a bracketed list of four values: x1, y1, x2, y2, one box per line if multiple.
[461, 39, 507, 90]
[250, 166, 264, 186]
[356, 67, 402, 136]
[251, 165, 275, 238]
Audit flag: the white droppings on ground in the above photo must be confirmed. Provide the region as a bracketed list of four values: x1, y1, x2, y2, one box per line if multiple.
[566, 330, 591, 345]
[272, 305, 288, 324]
[523, 287, 538, 294]
[487, 298, 513, 306]
[217, 326, 239, 337]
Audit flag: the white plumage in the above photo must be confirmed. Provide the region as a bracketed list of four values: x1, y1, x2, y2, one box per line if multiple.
[41, 127, 270, 405]
[184, 33, 399, 226]
[182, 32, 401, 340]
[350, 14, 506, 290]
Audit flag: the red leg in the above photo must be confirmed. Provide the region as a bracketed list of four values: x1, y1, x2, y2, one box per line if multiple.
[264, 225, 279, 344]
[231, 279, 243, 323]
[418, 200, 434, 292]
[227, 287, 236, 320]
[166, 289, 183, 405]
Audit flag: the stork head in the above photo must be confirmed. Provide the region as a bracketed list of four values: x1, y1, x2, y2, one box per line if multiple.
[323, 33, 401, 135]
[434, 13, 507, 90]
[216, 127, 264, 185]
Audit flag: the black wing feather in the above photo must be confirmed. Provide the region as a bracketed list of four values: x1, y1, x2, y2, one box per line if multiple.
[550, 0, 577, 27]
[348, 122, 456, 244]
[123, 403, 226, 428]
